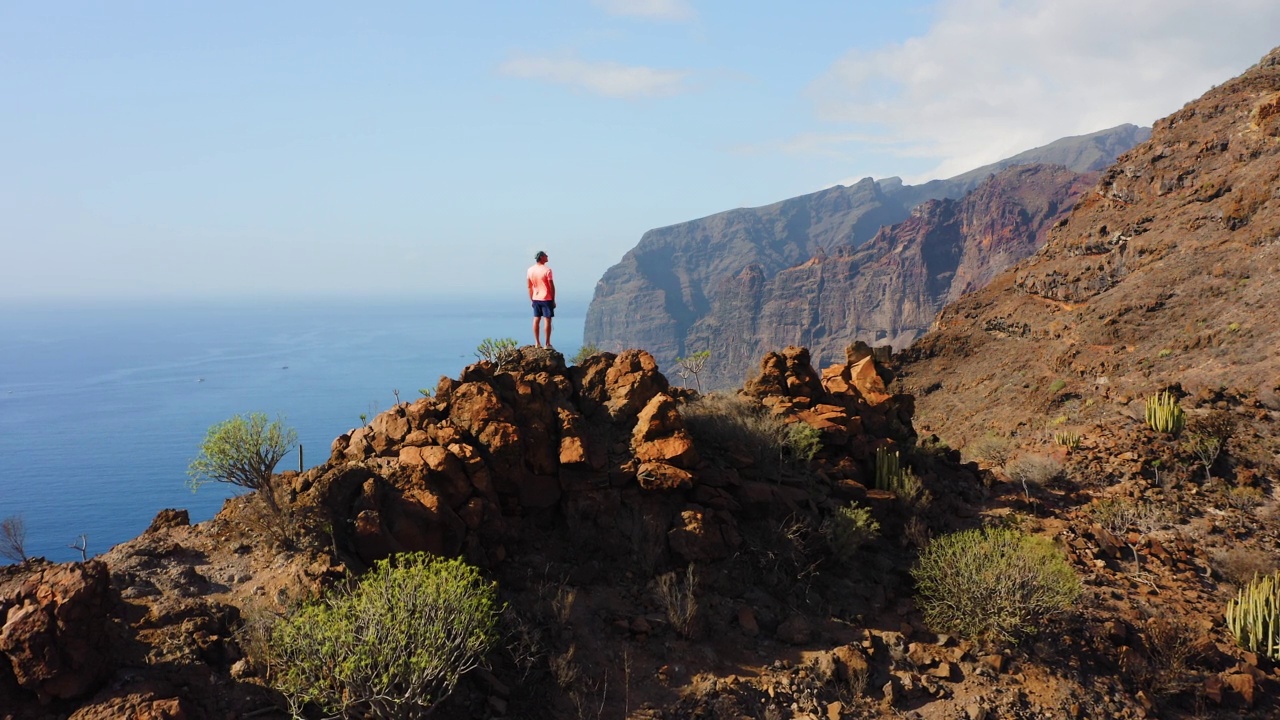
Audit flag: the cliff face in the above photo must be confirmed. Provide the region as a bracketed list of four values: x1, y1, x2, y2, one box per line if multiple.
[897, 47, 1280, 451]
[585, 126, 1148, 374]
[683, 164, 1096, 387]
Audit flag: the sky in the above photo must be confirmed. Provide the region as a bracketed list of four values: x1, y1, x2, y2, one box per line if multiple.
[3, 1, 1278, 304]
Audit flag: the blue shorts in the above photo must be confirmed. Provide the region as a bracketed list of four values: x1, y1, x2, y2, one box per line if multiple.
[532, 300, 555, 318]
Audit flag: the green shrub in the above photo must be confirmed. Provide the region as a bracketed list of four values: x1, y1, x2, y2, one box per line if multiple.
[821, 502, 880, 561]
[785, 422, 822, 463]
[912, 527, 1080, 643]
[570, 344, 601, 365]
[1048, 379, 1067, 394]
[475, 337, 520, 370]
[1225, 571, 1280, 661]
[874, 447, 921, 500]
[268, 553, 500, 718]
[1145, 391, 1185, 434]
[188, 413, 297, 512]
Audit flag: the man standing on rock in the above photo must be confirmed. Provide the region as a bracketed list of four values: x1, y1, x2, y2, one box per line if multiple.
[527, 250, 556, 348]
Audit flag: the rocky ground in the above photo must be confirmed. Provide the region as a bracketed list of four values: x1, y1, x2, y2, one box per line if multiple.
[3, 341, 1277, 719]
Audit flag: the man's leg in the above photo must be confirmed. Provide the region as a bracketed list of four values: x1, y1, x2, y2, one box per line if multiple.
[544, 317, 553, 348]
[533, 317, 543, 348]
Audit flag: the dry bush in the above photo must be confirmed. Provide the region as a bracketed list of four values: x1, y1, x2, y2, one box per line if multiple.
[0, 515, 28, 564]
[656, 565, 700, 639]
[1007, 454, 1066, 498]
[1124, 616, 1203, 697]
[1214, 547, 1280, 587]
[964, 435, 1013, 467]
[680, 393, 817, 468]
[1225, 485, 1265, 510]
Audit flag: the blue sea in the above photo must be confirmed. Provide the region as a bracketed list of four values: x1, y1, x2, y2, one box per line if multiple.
[0, 297, 585, 563]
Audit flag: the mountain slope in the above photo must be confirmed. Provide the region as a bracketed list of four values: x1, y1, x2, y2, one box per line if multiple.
[897, 48, 1280, 458]
[684, 164, 1098, 386]
[585, 125, 1148, 372]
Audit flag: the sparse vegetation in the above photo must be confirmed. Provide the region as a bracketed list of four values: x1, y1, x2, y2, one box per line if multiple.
[1007, 454, 1065, 499]
[1144, 391, 1185, 434]
[1213, 547, 1279, 587]
[188, 413, 297, 513]
[785, 422, 822, 463]
[820, 502, 880, 562]
[475, 337, 520, 370]
[1088, 497, 1175, 574]
[1183, 409, 1235, 481]
[1053, 430, 1081, 449]
[656, 565, 699, 639]
[266, 553, 500, 719]
[570, 344, 601, 365]
[0, 515, 28, 563]
[1225, 571, 1280, 661]
[1048, 379, 1067, 394]
[680, 393, 818, 469]
[912, 527, 1081, 643]
[964, 434, 1013, 468]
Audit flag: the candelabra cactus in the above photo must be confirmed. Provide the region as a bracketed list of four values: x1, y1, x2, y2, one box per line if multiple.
[1145, 391, 1186, 434]
[1225, 572, 1280, 661]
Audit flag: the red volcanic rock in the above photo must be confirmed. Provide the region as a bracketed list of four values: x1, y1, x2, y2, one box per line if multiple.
[633, 394, 700, 469]
[69, 690, 190, 720]
[667, 507, 740, 563]
[0, 560, 112, 702]
[637, 462, 695, 492]
[144, 509, 189, 535]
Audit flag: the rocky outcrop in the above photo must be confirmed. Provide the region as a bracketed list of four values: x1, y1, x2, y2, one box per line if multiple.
[0, 560, 112, 703]
[585, 126, 1147, 382]
[684, 164, 1096, 385]
[315, 344, 930, 570]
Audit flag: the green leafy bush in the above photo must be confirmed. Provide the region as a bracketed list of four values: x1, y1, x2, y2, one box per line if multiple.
[785, 422, 822, 463]
[912, 527, 1080, 643]
[268, 553, 500, 718]
[475, 337, 520, 370]
[570, 344, 601, 365]
[1048, 379, 1066, 394]
[1225, 571, 1280, 661]
[821, 502, 880, 561]
[188, 413, 297, 512]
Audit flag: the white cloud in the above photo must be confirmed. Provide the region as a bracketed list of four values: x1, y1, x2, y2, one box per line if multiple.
[499, 55, 691, 99]
[807, 0, 1280, 181]
[591, 0, 695, 22]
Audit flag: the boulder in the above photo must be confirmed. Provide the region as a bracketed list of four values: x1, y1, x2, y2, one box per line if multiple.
[0, 560, 112, 701]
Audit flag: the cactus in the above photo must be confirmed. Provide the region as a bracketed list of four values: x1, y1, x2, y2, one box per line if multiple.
[874, 447, 922, 500]
[875, 447, 901, 491]
[1225, 572, 1280, 661]
[1053, 431, 1081, 449]
[1145, 391, 1185, 434]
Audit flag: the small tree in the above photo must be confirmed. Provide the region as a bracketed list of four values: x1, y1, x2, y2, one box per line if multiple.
[188, 413, 297, 512]
[267, 553, 501, 718]
[674, 350, 711, 392]
[0, 515, 28, 563]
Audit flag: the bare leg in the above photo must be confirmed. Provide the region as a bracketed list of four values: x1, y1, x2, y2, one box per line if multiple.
[532, 317, 543, 348]
[544, 317, 553, 348]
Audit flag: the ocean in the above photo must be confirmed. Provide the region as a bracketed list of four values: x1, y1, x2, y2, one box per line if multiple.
[0, 297, 585, 563]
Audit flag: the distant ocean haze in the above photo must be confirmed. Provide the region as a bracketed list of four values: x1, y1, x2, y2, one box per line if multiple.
[0, 296, 586, 562]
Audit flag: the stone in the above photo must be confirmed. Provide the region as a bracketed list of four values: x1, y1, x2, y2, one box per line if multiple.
[737, 607, 759, 637]
[637, 462, 695, 492]
[0, 560, 112, 701]
[144, 509, 189, 534]
[1223, 672, 1256, 707]
[776, 614, 813, 645]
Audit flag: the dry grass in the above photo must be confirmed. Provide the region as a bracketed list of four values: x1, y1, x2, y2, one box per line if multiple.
[1213, 546, 1279, 587]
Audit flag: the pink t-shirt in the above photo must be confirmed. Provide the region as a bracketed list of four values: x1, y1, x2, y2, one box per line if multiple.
[527, 263, 554, 301]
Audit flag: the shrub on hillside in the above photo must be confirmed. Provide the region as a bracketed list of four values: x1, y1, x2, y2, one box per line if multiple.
[681, 393, 819, 468]
[820, 502, 880, 562]
[963, 434, 1013, 468]
[1007, 454, 1066, 497]
[267, 553, 500, 718]
[475, 337, 520, 370]
[912, 527, 1080, 643]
